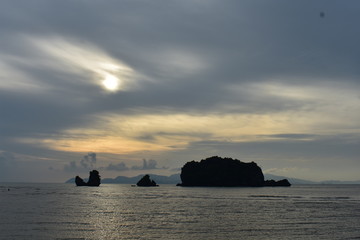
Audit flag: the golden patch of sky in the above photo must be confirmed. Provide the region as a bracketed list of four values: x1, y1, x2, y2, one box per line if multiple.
[19, 112, 326, 155]
[14, 79, 359, 156]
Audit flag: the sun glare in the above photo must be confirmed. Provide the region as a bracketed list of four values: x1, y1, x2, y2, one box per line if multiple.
[102, 74, 120, 91]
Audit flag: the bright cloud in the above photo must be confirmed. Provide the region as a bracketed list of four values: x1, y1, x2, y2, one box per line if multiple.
[27, 36, 137, 92]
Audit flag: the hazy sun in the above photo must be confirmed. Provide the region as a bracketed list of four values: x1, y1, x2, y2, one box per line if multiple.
[102, 74, 120, 91]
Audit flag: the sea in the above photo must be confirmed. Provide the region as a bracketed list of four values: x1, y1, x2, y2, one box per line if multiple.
[0, 184, 359, 240]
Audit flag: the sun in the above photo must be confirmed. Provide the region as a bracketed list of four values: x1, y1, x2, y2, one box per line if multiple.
[102, 74, 120, 91]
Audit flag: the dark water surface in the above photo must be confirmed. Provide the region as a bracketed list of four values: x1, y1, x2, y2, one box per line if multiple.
[0, 184, 359, 239]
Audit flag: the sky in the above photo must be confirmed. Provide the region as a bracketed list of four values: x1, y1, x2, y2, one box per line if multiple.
[1, 0, 359, 182]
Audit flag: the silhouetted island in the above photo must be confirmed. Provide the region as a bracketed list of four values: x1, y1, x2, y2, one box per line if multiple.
[136, 174, 159, 187]
[177, 156, 291, 187]
[75, 170, 101, 186]
[264, 179, 291, 187]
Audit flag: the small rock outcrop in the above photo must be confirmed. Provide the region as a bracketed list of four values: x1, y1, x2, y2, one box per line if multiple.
[75, 176, 87, 186]
[136, 174, 158, 187]
[178, 156, 291, 187]
[75, 170, 101, 186]
[264, 179, 291, 187]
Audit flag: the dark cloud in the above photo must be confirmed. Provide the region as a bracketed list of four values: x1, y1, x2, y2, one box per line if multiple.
[0, 152, 17, 179]
[132, 159, 158, 170]
[63, 161, 79, 172]
[63, 153, 97, 172]
[0, 151, 59, 182]
[64, 157, 161, 172]
[261, 134, 318, 140]
[101, 159, 165, 172]
[80, 152, 97, 169]
[0, 90, 91, 137]
[1, 0, 359, 124]
[104, 162, 129, 172]
[102, 159, 170, 172]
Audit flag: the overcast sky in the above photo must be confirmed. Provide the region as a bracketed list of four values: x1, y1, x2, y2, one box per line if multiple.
[1, 0, 359, 182]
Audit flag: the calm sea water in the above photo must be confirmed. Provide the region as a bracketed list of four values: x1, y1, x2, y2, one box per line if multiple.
[0, 183, 359, 240]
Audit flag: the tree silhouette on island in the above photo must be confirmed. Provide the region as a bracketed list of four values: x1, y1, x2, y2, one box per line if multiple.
[177, 156, 291, 187]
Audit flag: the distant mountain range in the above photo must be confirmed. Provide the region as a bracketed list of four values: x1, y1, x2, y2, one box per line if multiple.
[65, 173, 360, 185]
[264, 174, 360, 185]
[264, 173, 316, 185]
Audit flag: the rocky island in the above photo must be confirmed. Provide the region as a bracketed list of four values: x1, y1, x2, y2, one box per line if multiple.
[177, 156, 291, 187]
[264, 179, 291, 187]
[75, 170, 101, 186]
[136, 174, 159, 187]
